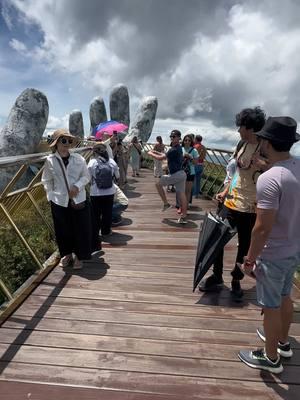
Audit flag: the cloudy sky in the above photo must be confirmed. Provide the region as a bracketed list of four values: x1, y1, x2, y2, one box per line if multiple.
[1, 0, 300, 152]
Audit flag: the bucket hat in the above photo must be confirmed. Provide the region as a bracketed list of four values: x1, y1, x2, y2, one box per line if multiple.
[49, 128, 77, 147]
[92, 142, 107, 153]
[255, 116, 300, 144]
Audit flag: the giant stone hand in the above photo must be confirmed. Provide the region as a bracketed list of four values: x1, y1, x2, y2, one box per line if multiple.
[69, 109, 84, 138]
[70, 83, 158, 143]
[0, 88, 49, 191]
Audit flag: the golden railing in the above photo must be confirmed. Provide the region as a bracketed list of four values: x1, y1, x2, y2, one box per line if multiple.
[0, 142, 94, 322]
[200, 147, 233, 197]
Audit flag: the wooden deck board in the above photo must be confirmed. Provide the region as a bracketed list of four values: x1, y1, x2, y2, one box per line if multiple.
[1, 168, 300, 399]
[2, 369, 299, 400]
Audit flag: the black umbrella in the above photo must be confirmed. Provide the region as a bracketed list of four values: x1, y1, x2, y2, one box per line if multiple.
[193, 212, 236, 292]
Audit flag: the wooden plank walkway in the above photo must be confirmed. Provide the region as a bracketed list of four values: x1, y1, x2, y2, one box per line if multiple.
[0, 168, 300, 399]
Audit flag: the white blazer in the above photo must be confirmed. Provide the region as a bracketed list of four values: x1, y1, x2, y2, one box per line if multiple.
[41, 151, 90, 207]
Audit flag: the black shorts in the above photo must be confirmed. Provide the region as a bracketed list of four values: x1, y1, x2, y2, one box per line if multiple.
[186, 174, 195, 182]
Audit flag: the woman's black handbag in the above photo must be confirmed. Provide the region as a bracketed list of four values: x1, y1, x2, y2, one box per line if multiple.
[69, 199, 86, 210]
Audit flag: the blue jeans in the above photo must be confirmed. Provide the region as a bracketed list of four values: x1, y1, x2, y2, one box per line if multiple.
[193, 164, 203, 196]
[112, 203, 128, 222]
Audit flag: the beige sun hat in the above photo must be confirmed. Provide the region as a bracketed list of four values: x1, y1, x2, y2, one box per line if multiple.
[49, 128, 77, 147]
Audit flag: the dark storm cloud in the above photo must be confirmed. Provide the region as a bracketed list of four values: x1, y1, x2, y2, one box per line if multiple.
[63, 0, 235, 43]
[157, 78, 259, 129]
[211, 81, 265, 128]
[58, 0, 237, 78]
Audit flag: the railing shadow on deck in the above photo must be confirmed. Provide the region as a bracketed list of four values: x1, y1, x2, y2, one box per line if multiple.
[0, 273, 72, 375]
[0, 251, 110, 375]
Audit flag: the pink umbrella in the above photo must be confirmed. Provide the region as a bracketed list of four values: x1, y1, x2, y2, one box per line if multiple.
[93, 120, 128, 140]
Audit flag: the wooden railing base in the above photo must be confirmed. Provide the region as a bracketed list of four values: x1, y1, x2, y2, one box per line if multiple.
[0, 251, 60, 326]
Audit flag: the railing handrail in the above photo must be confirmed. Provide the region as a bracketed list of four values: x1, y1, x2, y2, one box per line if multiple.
[0, 142, 233, 168]
[0, 146, 94, 169]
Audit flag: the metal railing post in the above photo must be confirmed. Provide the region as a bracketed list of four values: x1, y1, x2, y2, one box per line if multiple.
[0, 203, 44, 270]
[0, 279, 13, 301]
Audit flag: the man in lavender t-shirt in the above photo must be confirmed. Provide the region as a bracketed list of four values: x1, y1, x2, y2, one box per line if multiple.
[256, 159, 300, 260]
[238, 116, 300, 374]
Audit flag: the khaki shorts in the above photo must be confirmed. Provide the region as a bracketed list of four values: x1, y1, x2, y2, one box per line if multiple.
[159, 170, 186, 193]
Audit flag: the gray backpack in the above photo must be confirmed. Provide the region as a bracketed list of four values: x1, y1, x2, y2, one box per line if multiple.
[94, 159, 113, 189]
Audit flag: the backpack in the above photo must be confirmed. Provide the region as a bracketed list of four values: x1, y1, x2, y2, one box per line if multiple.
[94, 159, 113, 189]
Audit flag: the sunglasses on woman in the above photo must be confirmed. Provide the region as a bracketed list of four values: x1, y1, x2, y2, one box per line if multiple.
[60, 137, 73, 145]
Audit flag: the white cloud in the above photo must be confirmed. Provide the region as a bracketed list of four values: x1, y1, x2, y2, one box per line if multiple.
[9, 38, 27, 52]
[44, 114, 69, 136]
[151, 117, 239, 149]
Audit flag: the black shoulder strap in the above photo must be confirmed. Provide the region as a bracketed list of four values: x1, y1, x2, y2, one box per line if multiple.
[56, 156, 70, 192]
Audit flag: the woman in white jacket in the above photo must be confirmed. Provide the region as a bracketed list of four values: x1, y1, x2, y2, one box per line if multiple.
[42, 129, 92, 269]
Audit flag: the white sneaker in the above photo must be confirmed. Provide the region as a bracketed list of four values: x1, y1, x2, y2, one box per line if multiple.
[256, 327, 293, 358]
[177, 216, 187, 224]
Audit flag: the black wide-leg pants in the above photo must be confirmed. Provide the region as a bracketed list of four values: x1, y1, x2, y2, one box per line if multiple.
[51, 201, 92, 260]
